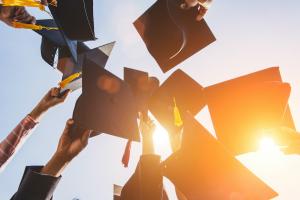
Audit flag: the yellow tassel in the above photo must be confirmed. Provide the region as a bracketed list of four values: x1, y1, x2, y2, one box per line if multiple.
[2, 0, 45, 10]
[12, 21, 58, 30]
[173, 97, 183, 127]
[59, 72, 82, 89]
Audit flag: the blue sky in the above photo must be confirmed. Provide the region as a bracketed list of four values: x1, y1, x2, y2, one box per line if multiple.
[1, 0, 300, 199]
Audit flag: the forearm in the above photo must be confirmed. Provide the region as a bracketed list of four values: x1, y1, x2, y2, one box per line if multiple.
[29, 103, 49, 122]
[142, 136, 155, 155]
[0, 115, 37, 169]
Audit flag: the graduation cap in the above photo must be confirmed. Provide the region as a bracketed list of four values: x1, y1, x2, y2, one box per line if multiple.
[204, 67, 295, 155]
[35, 19, 78, 66]
[58, 41, 115, 93]
[72, 57, 140, 141]
[48, 0, 95, 41]
[149, 69, 205, 134]
[124, 68, 160, 116]
[134, 0, 216, 73]
[162, 112, 278, 200]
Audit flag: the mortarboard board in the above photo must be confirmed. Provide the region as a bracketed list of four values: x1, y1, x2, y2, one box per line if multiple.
[134, 0, 216, 73]
[35, 19, 78, 66]
[162, 112, 278, 200]
[124, 68, 160, 115]
[48, 0, 95, 41]
[72, 57, 140, 141]
[149, 69, 205, 134]
[204, 67, 295, 155]
[58, 41, 115, 93]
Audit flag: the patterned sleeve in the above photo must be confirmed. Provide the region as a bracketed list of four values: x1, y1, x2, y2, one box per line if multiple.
[0, 115, 38, 170]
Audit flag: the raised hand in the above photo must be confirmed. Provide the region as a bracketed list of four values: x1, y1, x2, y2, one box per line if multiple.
[41, 119, 91, 177]
[30, 87, 70, 121]
[0, 6, 35, 26]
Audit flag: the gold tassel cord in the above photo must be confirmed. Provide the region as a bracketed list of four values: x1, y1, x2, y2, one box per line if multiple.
[173, 97, 183, 127]
[59, 72, 82, 89]
[12, 21, 58, 30]
[1, 0, 57, 10]
[2, 0, 45, 10]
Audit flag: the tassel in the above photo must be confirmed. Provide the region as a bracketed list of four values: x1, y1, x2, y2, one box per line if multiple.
[122, 140, 132, 168]
[59, 72, 82, 89]
[173, 97, 183, 127]
[12, 21, 58, 30]
[2, 0, 45, 10]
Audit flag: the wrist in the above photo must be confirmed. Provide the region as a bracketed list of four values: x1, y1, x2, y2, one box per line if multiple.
[41, 152, 69, 177]
[29, 104, 48, 121]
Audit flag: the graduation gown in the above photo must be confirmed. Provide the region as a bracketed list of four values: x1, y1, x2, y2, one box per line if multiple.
[10, 166, 61, 200]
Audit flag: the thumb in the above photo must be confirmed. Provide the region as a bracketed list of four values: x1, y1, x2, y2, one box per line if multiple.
[63, 119, 74, 135]
[81, 130, 91, 146]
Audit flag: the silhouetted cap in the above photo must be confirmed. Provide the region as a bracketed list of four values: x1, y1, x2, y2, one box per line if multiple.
[72, 57, 140, 141]
[58, 42, 115, 92]
[124, 68, 160, 114]
[48, 0, 95, 41]
[35, 19, 78, 66]
[134, 0, 216, 73]
[149, 69, 205, 134]
[204, 67, 294, 155]
[162, 112, 278, 200]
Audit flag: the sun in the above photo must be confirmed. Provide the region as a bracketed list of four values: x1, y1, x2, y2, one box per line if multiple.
[152, 122, 173, 160]
[258, 137, 282, 155]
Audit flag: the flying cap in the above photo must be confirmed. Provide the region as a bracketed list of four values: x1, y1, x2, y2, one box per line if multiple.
[149, 69, 205, 134]
[204, 67, 294, 154]
[72, 57, 140, 141]
[134, 0, 216, 73]
[162, 113, 278, 200]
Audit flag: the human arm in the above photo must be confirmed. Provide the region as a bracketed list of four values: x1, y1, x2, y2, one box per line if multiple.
[0, 87, 70, 170]
[11, 119, 90, 200]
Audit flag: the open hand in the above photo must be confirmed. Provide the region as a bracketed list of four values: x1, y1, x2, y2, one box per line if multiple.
[55, 119, 91, 162]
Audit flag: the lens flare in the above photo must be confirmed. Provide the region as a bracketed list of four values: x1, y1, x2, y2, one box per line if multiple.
[152, 123, 173, 160]
[258, 137, 282, 154]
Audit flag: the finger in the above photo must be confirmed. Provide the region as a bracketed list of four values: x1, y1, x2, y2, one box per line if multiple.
[50, 87, 60, 97]
[196, 5, 207, 21]
[41, 0, 48, 5]
[13, 8, 27, 20]
[63, 119, 74, 135]
[59, 89, 71, 101]
[81, 130, 91, 146]
[29, 16, 36, 24]
[14, 7, 25, 17]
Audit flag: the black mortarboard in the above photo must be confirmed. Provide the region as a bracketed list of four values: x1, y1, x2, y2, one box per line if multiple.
[124, 68, 160, 115]
[48, 0, 95, 41]
[149, 69, 205, 134]
[162, 113, 278, 200]
[204, 67, 295, 155]
[72, 57, 140, 141]
[58, 41, 115, 92]
[134, 0, 216, 73]
[35, 19, 78, 66]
